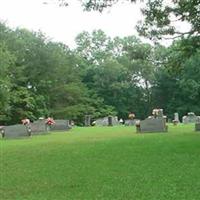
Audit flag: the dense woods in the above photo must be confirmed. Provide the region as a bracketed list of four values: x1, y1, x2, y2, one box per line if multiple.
[0, 21, 200, 125]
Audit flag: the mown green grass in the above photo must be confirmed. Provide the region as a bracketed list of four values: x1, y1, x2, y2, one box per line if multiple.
[1, 125, 200, 200]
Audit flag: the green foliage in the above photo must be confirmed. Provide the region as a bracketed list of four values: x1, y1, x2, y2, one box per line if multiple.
[0, 43, 15, 122]
[137, 0, 200, 40]
[0, 21, 199, 124]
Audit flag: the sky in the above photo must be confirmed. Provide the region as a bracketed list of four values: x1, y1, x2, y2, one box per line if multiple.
[0, 0, 146, 48]
[0, 0, 190, 48]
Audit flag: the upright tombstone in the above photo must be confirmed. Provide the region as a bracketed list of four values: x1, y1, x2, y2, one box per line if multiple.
[157, 109, 163, 118]
[195, 117, 200, 132]
[50, 120, 71, 131]
[95, 116, 118, 126]
[30, 119, 48, 135]
[174, 113, 180, 122]
[173, 113, 180, 125]
[4, 124, 31, 138]
[108, 116, 113, 126]
[84, 115, 91, 126]
[182, 112, 199, 124]
[0, 126, 5, 138]
[137, 109, 168, 133]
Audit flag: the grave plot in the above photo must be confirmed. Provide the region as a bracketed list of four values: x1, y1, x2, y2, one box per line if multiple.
[182, 112, 200, 124]
[4, 124, 31, 138]
[50, 120, 71, 131]
[30, 119, 48, 135]
[195, 117, 200, 132]
[95, 116, 119, 126]
[137, 109, 168, 133]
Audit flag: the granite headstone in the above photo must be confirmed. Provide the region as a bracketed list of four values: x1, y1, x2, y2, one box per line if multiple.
[84, 115, 91, 126]
[137, 109, 168, 133]
[30, 119, 47, 135]
[50, 120, 71, 131]
[4, 124, 31, 138]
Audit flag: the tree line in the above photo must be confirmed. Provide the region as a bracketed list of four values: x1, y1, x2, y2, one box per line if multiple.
[0, 22, 199, 125]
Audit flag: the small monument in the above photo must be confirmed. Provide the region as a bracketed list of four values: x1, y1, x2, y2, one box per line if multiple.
[137, 109, 168, 133]
[0, 126, 5, 138]
[31, 119, 48, 134]
[95, 116, 119, 126]
[182, 112, 200, 124]
[84, 115, 91, 126]
[4, 124, 31, 138]
[173, 113, 179, 125]
[195, 116, 200, 132]
[108, 116, 113, 126]
[50, 120, 71, 131]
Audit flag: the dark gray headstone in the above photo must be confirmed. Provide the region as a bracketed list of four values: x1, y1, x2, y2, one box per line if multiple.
[195, 123, 200, 131]
[50, 120, 71, 131]
[108, 116, 113, 126]
[4, 124, 31, 138]
[30, 120, 47, 134]
[139, 118, 168, 133]
[84, 115, 91, 126]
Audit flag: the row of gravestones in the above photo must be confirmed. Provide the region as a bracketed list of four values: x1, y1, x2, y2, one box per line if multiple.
[0, 119, 71, 139]
[85, 115, 119, 126]
[85, 115, 140, 126]
[137, 110, 200, 133]
[173, 112, 200, 124]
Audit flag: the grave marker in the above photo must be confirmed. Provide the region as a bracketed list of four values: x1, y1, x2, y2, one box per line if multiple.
[137, 109, 168, 133]
[4, 124, 31, 138]
[50, 120, 71, 131]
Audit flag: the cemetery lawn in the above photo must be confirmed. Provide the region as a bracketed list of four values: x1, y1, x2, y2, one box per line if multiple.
[1, 125, 200, 200]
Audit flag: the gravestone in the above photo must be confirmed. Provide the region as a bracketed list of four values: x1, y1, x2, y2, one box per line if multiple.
[173, 113, 180, 125]
[108, 116, 113, 126]
[30, 119, 47, 135]
[84, 115, 91, 126]
[174, 113, 180, 122]
[195, 117, 200, 131]
[138, 118, 168, 133]
[0, 126, 5, 138]
[182, 112, 200, 124]
[50, 120, 71, 131]
[137, 109, 168, 133]
[96, 117, 108, 126]
[4, 124, 31, 138]
[125, 119, 138, 126]
[195, 123, 200, 131]
[95, 116, 119, 126]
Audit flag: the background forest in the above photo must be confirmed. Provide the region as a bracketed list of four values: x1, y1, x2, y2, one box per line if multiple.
[0, 20, 200, 125]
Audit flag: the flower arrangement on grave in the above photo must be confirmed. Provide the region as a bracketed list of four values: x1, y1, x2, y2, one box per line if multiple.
[21, 118, 32, 136]
[128, 113, 135, 120]
[135, 120, 141, 132]
[21, 118, 30, 125]
[45, 117, 55, 126]
[152, 109, 160, 118]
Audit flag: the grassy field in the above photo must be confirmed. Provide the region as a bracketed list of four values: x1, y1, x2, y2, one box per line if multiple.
[0, 125, 200, 200]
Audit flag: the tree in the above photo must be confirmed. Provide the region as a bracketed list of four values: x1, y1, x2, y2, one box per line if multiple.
[137, 0, 200, 40]
[0, 43, 15, 123]
[58, 0, 199, 40]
